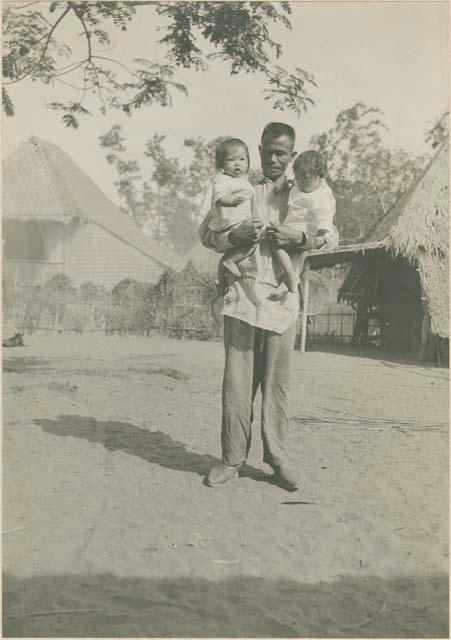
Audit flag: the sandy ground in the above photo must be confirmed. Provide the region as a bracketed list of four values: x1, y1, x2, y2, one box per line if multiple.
[2, 333, 449, 638]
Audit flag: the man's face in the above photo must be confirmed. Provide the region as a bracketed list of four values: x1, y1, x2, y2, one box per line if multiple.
[259, 134, 296, 181]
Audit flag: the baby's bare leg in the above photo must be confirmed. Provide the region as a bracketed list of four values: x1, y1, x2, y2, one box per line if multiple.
[274, 248, 298, 293]
[217, 244, 256, 295]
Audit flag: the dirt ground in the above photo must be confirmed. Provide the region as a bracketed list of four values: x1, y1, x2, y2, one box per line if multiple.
[2, 333, 449, 638]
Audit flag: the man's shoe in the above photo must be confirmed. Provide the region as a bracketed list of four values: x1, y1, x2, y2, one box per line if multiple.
[273, 465, 299, 492]
[205, 462, 243, 487]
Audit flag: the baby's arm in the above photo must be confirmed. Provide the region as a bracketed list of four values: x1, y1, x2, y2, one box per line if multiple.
[212, 176, 247, 209]
[312, 189, 337, 249]
[312, 198, 337, 250]
[216, 194, 246, 207]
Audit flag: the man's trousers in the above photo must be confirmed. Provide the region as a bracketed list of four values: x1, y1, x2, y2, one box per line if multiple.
[221, 315, 297, 468]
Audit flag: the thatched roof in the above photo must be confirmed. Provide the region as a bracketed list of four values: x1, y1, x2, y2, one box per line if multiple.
[307, 143, 449, 338]
[372, 142, 448, 338]
[368, 142, 449, 259]
[2, 137, 183, 271]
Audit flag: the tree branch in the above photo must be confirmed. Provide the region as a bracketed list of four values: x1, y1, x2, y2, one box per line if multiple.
[92, 55, 137, 78]
[53, 60, 86, 77]
[71, 3, 92, 61]
[79, 63, 89, 109]
[87, 61, 105, 106]
[3, 3, 72, 85]
[14, 1, 40, 8]
[54, 76, 94, 92]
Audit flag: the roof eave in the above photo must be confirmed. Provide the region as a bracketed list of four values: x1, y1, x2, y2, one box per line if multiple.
[305, 241, 387, 269]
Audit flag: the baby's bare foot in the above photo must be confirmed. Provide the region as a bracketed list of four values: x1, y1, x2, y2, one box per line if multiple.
[285, 270, 298, 293]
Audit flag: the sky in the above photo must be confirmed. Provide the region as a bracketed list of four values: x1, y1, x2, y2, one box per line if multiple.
[2, 1, 449, 204]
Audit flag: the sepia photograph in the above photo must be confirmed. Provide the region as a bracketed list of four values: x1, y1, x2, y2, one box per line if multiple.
[2, 0, 449, 637]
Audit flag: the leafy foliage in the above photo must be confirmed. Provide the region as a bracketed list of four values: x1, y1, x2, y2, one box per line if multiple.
[263, 66, 316, 116]
[79, 281, 106, 304]
[425, 111, 449, 150]
[3, 1, 315, 126]
[5, 265, 218, 340]
[100, 125, 230, 253]
[183, 135, 230, 197]
[309, 103, 429, 240]
[156, 2, 291, 72]
[149, 262, 217, 339]
[2, 87, 14, 116]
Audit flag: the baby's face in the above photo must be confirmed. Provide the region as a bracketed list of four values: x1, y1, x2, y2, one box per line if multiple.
[295, 172, 322, 193]
[223, 146, 248, 178]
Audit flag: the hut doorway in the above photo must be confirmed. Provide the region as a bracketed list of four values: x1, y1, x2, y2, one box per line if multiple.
[3, 220, 46, 261]
[377, 257, 423, 355]
[344, 255, 423, 356]
[3, 220, 66, 286]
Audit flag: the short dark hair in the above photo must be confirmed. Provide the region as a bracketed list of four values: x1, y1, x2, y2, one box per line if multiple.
[293, 150, 327, 178]
[215, 138, 250, 172]
[261, 122, 296, 147]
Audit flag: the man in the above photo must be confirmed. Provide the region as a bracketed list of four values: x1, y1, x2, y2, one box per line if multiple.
[200, 122, 336, 491]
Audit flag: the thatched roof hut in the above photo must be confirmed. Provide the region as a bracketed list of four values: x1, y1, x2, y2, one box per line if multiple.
[3, 137, 183, 288]
[368, 142, 449, 338]
[304, 142, 449, 359]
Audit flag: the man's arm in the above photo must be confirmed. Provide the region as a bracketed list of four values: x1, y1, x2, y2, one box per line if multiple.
[199, 210, 265, 253]
[265, 223, 314, 251]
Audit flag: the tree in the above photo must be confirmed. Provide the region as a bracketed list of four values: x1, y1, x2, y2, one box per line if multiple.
[144, 134, 191, 242]
[309, 103, 428, 240]
[425, 110, 449, 150]
[100, 125, 229, 253]
[149, 262, 218, 339]
[3, 1, 316, 127]
[98, 124, 147, 221]
[183, 136, 229, 201]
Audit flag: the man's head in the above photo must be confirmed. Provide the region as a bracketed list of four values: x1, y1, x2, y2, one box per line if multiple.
[216, 138, 250, 178]
[293, 150, 326, 193]
[259, 122, 296, 181]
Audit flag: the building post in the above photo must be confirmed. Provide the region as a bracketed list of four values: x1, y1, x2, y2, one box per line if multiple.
[419, 293, 433, 362]
[300, 260, 311, 353]
[64, 222, 70, 276]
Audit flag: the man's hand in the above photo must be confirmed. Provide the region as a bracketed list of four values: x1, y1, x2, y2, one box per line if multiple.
[315, 228, 338, 252]
[231, 196, 245, 206]
[266, 223, 305, 249]
[229, 219, 265, 245]
[314, 230, 331, 250]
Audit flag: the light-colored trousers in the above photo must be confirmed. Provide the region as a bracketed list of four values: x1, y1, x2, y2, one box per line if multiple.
[221, 315, 297, 468]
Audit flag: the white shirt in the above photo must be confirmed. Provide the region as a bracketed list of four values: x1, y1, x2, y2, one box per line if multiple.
[208, 173, 258, 232]
[285, 180, 336, 237]
[199, 174, 339, 333]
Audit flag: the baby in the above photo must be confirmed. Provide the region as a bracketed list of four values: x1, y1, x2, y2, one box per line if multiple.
[208, 138, 261, 298]
[271, 150, 337, 300]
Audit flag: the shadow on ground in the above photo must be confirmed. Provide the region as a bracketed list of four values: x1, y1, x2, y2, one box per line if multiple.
[302, 343, 447, 369]
[3, 572, 448, 638]
[33, 415, 270, 482]
[3, 357, 52, 374]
